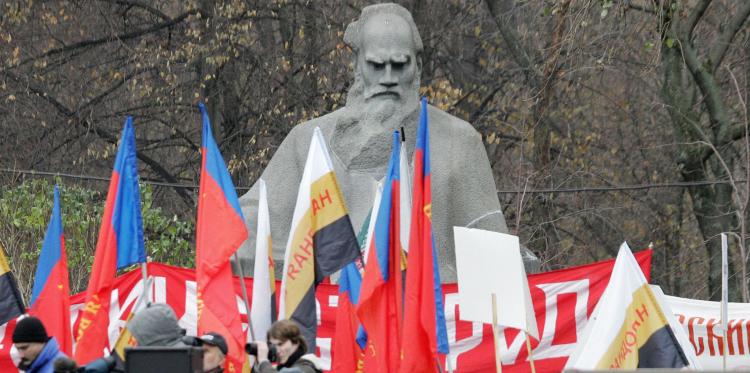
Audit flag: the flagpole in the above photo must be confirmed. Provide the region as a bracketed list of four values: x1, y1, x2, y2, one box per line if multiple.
[140, 262, 149, 303]
[491, 293, 503, 373]
[435, 357, 444, 373]
[234, 253, 256, 341]
[721, 233, 728, 371]
[525, 332, 536, 373]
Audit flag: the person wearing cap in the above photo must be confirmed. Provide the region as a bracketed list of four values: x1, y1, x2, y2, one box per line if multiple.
[12, 316, 67, 373]
[196, 332, 227, 373]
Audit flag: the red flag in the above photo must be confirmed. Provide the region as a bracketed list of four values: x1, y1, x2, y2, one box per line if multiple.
[29, 186, 72, 355]
[400, 98, 449, 372]
[196, 103, 247, 372]
[356, 132, 402, 372]
[75, 117, 146, 364]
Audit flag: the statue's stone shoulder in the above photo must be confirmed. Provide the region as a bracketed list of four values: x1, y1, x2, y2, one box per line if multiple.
[427, 105, 484, 146]
[288, 108, 347, 140]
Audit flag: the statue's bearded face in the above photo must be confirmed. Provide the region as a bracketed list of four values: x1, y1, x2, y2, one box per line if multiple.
[334, 12, 422, 172]
[355, 13, 420, 110]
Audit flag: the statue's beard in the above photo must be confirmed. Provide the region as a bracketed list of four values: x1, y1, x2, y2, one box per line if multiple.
[345, 73, 421, 119]
[331, 74, 420, 173]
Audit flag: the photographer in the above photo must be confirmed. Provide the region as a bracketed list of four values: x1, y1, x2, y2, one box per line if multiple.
[252, 320, 322, 373]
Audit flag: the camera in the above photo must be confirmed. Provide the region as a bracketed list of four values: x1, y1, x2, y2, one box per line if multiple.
[245, 342, 278, 363]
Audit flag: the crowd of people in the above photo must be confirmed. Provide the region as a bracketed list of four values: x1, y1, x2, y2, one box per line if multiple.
[10, 304, 323, 373]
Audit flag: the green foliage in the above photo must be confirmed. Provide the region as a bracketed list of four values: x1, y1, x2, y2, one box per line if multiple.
[0, 179, 194, 298]
[139, 185, 195, 268]
[600, 0, 613, 18]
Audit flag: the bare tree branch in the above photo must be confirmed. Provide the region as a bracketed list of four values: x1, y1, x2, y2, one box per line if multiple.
[684, 0, 712, 38]
[4, 8, 199, 71]
[709, 1, 750, 73]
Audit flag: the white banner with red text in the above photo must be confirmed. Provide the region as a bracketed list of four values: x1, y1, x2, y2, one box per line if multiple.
[667, 294, 750, 370]
[0, 251, 652, 372]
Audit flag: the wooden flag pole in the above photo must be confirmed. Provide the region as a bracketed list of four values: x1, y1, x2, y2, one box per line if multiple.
[491, 293, 503, 373]
[525, 332, 536, 373]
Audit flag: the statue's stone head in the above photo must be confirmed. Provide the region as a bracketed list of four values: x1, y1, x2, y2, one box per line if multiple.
[344, 4, 422, 111]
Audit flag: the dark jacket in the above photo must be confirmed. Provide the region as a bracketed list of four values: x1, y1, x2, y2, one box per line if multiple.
[254, 353, 323, 373]
[23, 337, 67, 373]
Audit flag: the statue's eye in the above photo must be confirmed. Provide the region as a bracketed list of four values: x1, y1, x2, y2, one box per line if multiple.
[371, 62, 385, 70]
[392, 61, 405, 70]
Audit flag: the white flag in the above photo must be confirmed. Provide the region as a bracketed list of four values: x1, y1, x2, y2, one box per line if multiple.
[362, 181, 383, 263]
[565, 242, 689, 370]
[250, 179, 275, 342]
[399, 142, 412, 253]
[278, 127, 359, 349]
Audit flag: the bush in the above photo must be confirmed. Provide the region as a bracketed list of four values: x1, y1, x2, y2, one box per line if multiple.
[0, 179, 194, 301]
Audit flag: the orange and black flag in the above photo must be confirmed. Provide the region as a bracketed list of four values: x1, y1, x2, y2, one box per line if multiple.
[278, 127, 360, 351]
[0, 244, 24, 326]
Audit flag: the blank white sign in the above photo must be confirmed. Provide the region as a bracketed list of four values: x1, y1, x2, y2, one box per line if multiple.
[453, 227, 537, 339]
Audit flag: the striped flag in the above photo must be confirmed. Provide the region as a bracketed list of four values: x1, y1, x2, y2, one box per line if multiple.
[332, 260, 365, 372]
[0, 245, 24, 326]
[250, 179, 276, 342]
[196, 103, 248, 372]
[278, 127, 360, 351]
[30, 185, 72, 355]
[565, 242, 688, 369]
[75, 117, 146, 364]
[356, 131, 403, 372]
[400, 98, 449, 372]
[332, 206, 373, 373]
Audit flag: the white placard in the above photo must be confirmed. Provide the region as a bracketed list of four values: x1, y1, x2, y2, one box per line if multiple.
[454, 227, 538, 339]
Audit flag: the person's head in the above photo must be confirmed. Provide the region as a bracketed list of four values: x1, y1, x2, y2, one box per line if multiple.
[344, 3, 422, 114]
[128, 303, 185, 347]
[196, 332, 227, 372]
[267, 320, 307, 364]
[12, 316, 49, 370]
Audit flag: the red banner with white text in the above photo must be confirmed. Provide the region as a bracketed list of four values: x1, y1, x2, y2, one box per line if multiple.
[0, 251, 651, 372]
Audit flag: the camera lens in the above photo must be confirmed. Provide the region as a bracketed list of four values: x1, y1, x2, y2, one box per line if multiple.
[245, 342, 258, 355]
[244, 342, 278, 363]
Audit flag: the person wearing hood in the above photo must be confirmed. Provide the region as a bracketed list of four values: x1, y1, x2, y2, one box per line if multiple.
[82, 303, 186, 373]
[12, 316, 68, 373]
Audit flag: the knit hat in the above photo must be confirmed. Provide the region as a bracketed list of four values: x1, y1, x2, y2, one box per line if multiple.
[12, 316, 49, 343]
[128, 303, 186, 347]
[197, 332, 228, 355]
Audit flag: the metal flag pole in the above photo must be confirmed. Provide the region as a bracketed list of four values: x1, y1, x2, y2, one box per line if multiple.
[721, 233, 728, 371]
[234, 252, 256, 341]
[140, 262, 150, 304]
[435, 357, 445, 373]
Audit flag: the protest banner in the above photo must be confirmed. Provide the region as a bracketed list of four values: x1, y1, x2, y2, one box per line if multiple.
[0, 251, 651, 372]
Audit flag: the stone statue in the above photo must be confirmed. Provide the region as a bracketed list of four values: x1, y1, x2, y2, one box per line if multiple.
[237, 3, 538, 282]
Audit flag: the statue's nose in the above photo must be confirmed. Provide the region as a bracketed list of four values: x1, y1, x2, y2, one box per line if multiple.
[380, 64, 398, 87]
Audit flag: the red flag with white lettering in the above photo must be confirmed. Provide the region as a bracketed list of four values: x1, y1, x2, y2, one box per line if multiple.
[0, 251, 652, 372]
